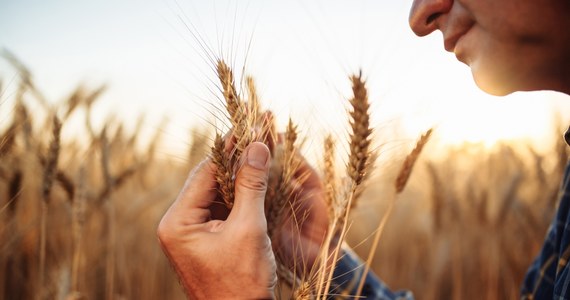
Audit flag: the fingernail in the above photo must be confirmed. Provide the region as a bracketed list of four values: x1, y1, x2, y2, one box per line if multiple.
[247, 142, 270, 170]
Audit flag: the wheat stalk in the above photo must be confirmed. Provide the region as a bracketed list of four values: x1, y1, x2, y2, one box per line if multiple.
[339, 71, 374, 222]
[216, 60, 252, 159]
[277, 261, 298, 287]
[7, 170, 23, 216]
[395, 128, 433, 193]
[15, 99, 33, 150]
[214, 60, 258, 210]
[310, 135, 338, 299]
[5, 86, 33, 162]
[70, 165, 86, 297]
[267, 119, 300, 237]
[0, 122, 17, 158]
[354, 128, 432, 297]
[246, 76, 262, 126]
[319, 72, 373, 299]
[212, 133, 235, 209]
[353, 150, 378, 205]
[346, 72, 372, 188]
[293, 280, 313, 300]
[38, 115, 61, 300]
[3, 49, 49, 109]
[99, 129, 116, 300]
[55, 171, 75, 202]
[323, 135, 337, 220]
[82, 86, 106, 139]
[216, 60, 240, 126]
[258, 111, 277, 156]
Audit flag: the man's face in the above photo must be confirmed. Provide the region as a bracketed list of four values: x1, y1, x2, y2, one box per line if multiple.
[409, 0, 570, 95]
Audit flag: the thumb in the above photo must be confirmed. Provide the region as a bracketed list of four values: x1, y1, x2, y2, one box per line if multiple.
[229, 142, 270, 225]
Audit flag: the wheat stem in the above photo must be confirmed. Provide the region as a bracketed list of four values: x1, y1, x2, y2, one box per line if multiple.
[100, 130, 116, 300]
[353, 193, 396, 298]
[38, 115, 61, 300]
[355, 128, 432, 297]
[71, 165, 86, 295]
[320, 186, 356, 300]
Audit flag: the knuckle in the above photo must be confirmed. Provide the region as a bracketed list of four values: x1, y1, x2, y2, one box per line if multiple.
[156, 218, 175, 246]
[236, 168, 268, 192]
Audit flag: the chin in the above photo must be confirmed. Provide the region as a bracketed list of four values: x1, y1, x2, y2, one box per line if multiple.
[472, 72, 515, 96]
[469, 60, 528, 96]
[472, 69, 559, 96]
[468, 53, 560, 96]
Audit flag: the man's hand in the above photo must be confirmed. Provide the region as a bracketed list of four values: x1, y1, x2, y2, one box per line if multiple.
[275, 157, 332, 275]
[157, 142, 277, 299]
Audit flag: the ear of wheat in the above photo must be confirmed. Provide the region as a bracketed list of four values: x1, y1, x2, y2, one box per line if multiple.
[395, 128, 433, 193]
[213, 60, 264, 209]
[212, 133, 235, 209]
[323, 135, 337, 221]
[341, 72, 374, 218]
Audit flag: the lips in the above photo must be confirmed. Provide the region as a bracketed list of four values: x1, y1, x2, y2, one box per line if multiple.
[443, 23, 474, 53]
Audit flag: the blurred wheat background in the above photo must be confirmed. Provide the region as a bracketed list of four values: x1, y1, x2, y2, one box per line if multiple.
[1, 0, 570, 299]
[1, 52, 569, 299]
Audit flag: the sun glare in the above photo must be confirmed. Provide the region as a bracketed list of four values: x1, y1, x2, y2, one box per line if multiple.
[399, 89, 564, 152]
[436, 100, 554, 146]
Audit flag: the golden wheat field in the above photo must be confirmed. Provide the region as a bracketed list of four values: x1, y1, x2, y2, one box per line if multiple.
[1, 45, 569, 300]
[2, 2, 570, 299]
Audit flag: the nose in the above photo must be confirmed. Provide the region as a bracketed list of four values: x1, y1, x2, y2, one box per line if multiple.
[409, 0, 453, 36]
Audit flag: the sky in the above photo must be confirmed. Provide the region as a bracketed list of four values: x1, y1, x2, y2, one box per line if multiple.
[1, 0, 568, 159]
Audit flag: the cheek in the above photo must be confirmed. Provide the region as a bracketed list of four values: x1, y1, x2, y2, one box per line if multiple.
[459, 1, 570, 94]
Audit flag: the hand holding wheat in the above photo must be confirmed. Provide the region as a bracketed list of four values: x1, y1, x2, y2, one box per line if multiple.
[157, 142, 277, 299]
[272, 155, 332, 276]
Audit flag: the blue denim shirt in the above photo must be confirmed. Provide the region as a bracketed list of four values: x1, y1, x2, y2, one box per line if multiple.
[331, 128, 570, 299]
[329, 247, 414, 299]
[521, 162, 570, 298]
